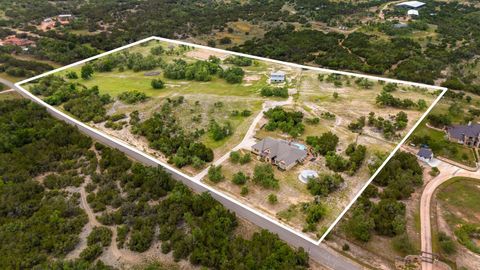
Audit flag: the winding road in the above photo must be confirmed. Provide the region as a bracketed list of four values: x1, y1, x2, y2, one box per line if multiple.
[404, 145, 480, 270]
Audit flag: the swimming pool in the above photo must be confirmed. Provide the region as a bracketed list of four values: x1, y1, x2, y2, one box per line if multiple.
[293, 143, 307, 150]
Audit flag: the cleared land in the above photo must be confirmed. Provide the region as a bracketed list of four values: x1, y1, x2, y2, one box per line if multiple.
[23, 38, 441, 241]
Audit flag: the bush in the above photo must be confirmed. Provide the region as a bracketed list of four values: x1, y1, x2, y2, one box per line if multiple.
[241, 186, 249, 196]
[118, 90, 148, 104]
[239, 153, 252, 164]
[306, 132, 338, 155]
[232, 172, 248, 185]
[392, 234, 415, 256]
[267, 193, 278, 204]
[208, 165, 224, 183]
[87, 226, 112, 247]
[151, 79, 165, 89]
[438, 232, 456, 255]
[253, 164, 279, 189]
[220, 67, 244, 84]
[66, 71, 78, 79]
[80, 244, 103, 262]
[230, 151, 241, 163]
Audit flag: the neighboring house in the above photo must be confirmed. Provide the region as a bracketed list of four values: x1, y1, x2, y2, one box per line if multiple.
[251, 137, 307, 170]
[396, 1, 425, 17]
[40, 18, 56, 31]
[58, 14, 73, 25]
[446, 123, 480, 147]
[417, 147, 433, 163]
[408, 9, 420, 17]
[0, 35, 35, 47]
[270, 71, 286, 83]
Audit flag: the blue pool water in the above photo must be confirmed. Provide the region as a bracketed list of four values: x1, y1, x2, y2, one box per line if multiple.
[293, 143, 307, 150]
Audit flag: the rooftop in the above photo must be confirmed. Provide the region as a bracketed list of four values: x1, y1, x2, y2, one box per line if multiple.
[417, 147, 433, 159]
[396, 1, 426, 9]
[252, 137, 307, 166]
[447, 123, 480, 140]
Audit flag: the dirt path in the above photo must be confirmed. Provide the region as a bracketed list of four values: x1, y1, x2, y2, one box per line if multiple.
[193, 96, 293, 181]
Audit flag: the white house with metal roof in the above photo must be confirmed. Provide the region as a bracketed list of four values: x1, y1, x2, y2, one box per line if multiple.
[270, 71, 286, 83]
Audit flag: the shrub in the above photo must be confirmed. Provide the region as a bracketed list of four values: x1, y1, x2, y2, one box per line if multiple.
[232, 172, 248, 185]
[118, 90, 148, 104]
[151, 79, 165, 89]
[268, 194, 278, 204]
[208, 165, 224, 183]
[253, 164, 279, 189]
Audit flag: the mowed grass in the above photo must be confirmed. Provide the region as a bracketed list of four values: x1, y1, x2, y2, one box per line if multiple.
[413, 121, 477, 167]
[61, 65, 269, 98]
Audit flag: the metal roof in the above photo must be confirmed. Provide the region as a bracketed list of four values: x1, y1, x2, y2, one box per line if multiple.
[396, 1, 426, 8]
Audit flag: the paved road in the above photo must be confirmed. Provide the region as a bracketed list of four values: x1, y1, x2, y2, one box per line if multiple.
[11, 80, 363, 270]
[417, 154, 479, 270]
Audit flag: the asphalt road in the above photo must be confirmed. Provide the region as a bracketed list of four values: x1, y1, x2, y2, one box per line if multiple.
[9, 79, 363, 270]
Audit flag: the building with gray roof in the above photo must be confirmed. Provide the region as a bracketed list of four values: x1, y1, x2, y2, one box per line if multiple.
[251, 137, 307, 170]
[446, 123, 480, 147]
[417, 147, 433, 162]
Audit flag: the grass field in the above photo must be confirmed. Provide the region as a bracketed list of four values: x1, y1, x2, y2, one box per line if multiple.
[434, 177, 480, 263]
[437, 177, 480, 225]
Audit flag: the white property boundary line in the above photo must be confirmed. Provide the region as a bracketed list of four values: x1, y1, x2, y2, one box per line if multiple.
[15, 36, 448, 246]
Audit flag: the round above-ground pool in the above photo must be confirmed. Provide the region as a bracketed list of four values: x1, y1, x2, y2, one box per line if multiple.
[298, 169, 318, 184]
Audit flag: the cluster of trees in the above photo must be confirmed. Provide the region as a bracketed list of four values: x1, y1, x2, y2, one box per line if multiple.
[93, 51, 162, 72]
[164, 59, 221, 82]
[33, 37, 99, 65]
[306, 132, 338, 155]
[229, 150, 252, 165]
[343, 152, 423, 249]
[30, 76, 111, 122]
[307, 173, 344, 197]
[208, 119, 232, 141]
[220, 66, 245, 84]
[118, 90, 148, 104]
[133, 101, 214, 168]
[0, 54, 53, 77]
[376, 91, 424, 110]
[224, 55, 252, 66]
[93, 141, 309, 268]
[264, 106, 304, 137]
[367, 111, 409, 139]
[0, 99, 94, 268]
[253, 164, 279, 189]
[325, 143, 366, 175]
[80, 227, 112, 261]
[260, 86, 289, 98]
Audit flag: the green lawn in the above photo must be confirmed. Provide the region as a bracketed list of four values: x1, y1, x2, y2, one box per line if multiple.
[435, 177, 480, 255]
[412, 122, 477, 167]
[437, 177, 480, 224]
[61, 65, 269, 98]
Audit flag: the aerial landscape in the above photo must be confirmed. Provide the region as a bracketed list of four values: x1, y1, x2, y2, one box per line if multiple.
[19, 38, 442, 241]
[1, 0, 480, 270]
